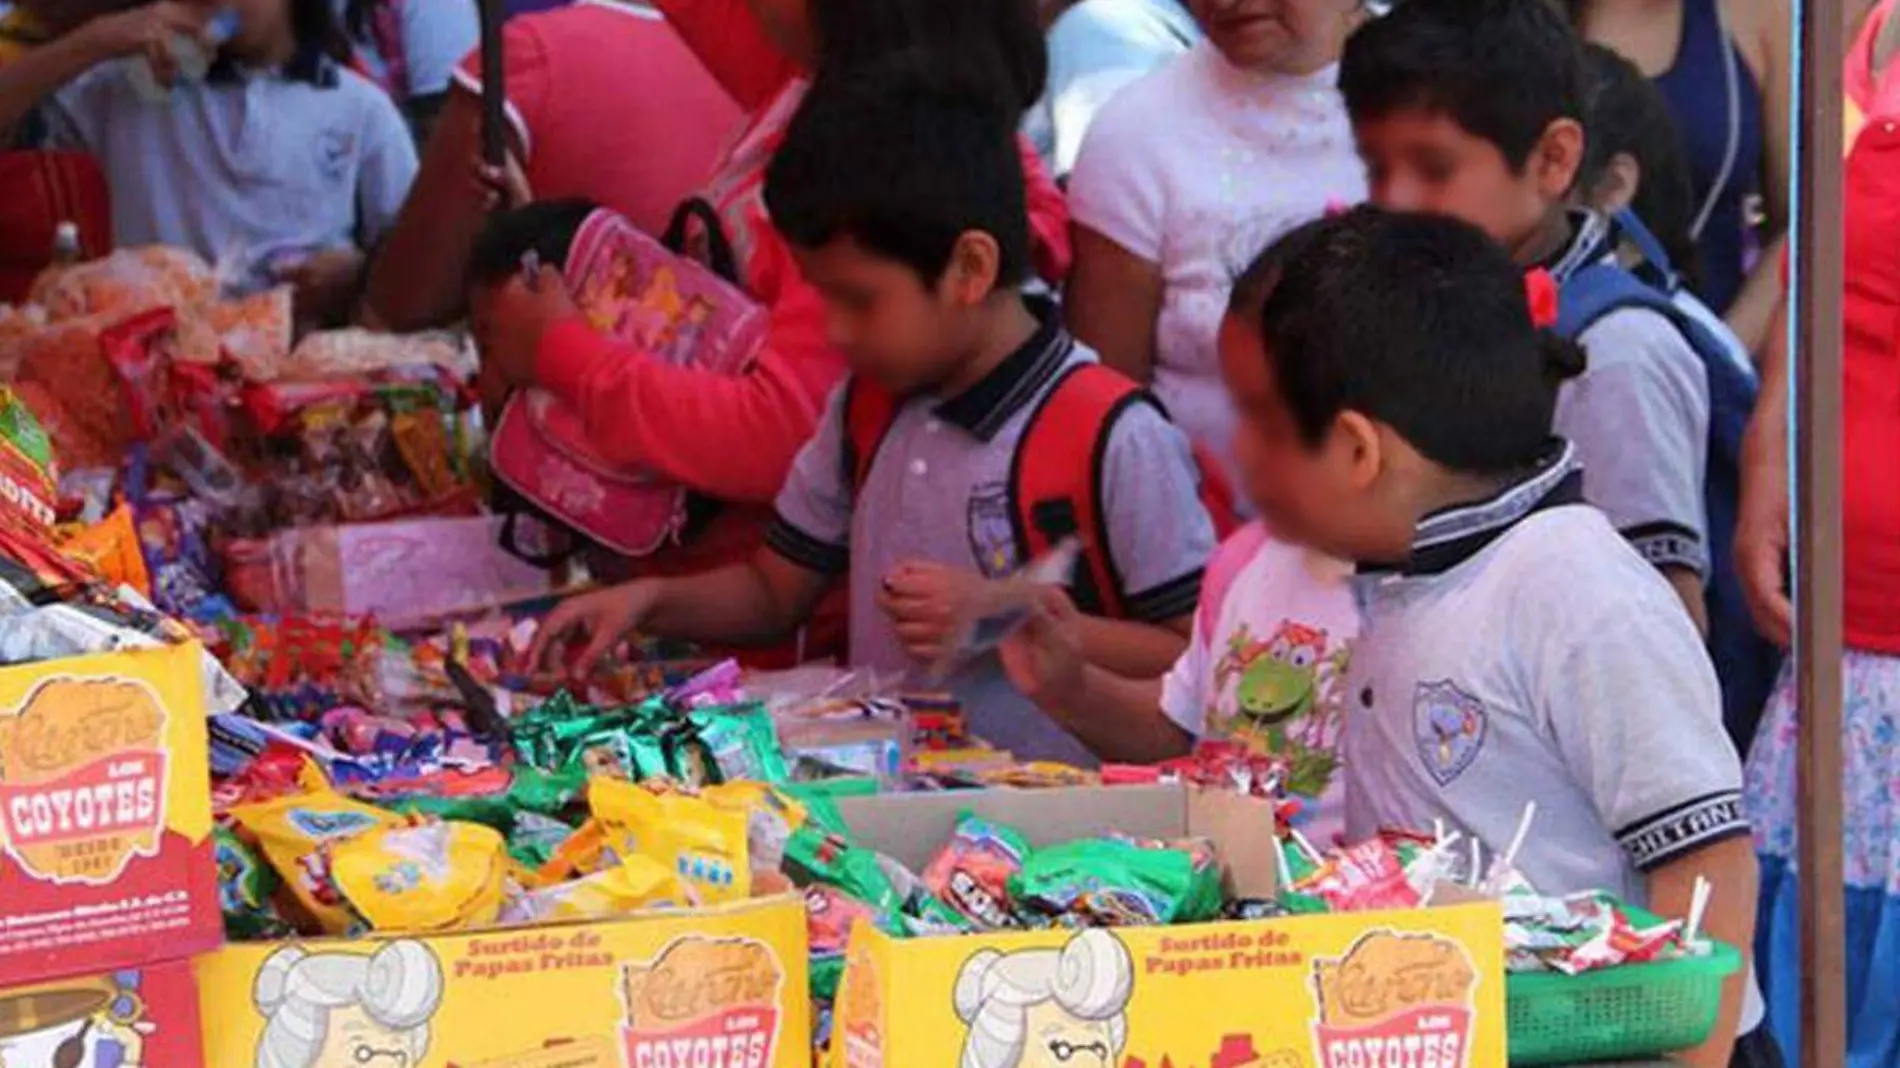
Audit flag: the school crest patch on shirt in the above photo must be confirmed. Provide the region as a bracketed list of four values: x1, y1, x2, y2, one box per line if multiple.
[1413, 680, 1488, 786]
[965, 484, 1016, 578]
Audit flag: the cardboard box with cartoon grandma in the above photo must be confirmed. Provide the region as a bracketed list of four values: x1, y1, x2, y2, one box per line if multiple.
[830, 786, 1507, 1068]
[0, 643, 221, 987]
[196, 895, 810, 1068]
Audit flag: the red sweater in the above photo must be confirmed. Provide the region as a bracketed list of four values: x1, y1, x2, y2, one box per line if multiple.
[535, 0, 1073, 505]
[1841, 0, 1900, 652]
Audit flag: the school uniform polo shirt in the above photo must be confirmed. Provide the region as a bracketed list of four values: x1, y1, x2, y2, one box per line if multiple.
[1546, 210, 1713, 576]
[40, 56, 417, 262]
[768, 309, 1216, 766]
[1343, 440, 1748, 905]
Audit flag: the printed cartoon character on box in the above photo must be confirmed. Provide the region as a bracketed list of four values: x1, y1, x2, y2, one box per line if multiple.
[953, 930, 1134, 1068]
[0, 972, 155, 1068]
[252, 941, 445, 1068]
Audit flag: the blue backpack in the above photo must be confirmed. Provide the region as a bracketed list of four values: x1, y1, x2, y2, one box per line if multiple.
[1553, 211, 1780, 751]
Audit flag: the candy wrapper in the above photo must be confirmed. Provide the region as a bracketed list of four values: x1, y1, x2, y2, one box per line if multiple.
[1009, 837, 1222, 927]
[689, 703, 790, 783]
[349, 764, 586, 832]
[920, 811, 1031, 930]
[1293, 838, 1422, 912]
[1504, 892, 1688, 975]
[927, 537, 1078, 681]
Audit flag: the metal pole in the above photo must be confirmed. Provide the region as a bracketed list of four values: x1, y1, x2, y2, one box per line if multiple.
[1793, 0, 1847, 1065]
[478, 0, 508, 169]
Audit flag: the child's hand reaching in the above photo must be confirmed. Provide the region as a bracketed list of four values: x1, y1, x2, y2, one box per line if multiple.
[998, 587, 1086, 711]
[877, 561, 991, 664]
[480, 266, 579, 389]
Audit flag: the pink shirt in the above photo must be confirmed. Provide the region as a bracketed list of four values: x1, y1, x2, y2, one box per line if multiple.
[453, 1, 743, 237]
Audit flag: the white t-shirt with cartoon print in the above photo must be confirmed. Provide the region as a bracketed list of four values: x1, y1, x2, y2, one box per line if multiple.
[1160, 524, 1360, 844]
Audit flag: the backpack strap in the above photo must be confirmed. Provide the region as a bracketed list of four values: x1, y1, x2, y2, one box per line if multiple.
[1197, 522, 1271, 638]
[1009, 364, 1147, 618]
[840, 377, 901, 496]
[661, 196, 742, 285]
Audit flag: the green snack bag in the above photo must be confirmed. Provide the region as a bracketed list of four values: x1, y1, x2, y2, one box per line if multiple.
[810, 954, 846, 1002]
[780, 785, 852, 837]
[1278, 891, 1332, 915]
[689, 703, 791, 783]
[1009, 839, 1219, 926]
[216, 824, 289, 940]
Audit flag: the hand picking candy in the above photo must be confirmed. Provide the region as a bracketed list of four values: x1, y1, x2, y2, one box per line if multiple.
[920, 811, 1032, 930]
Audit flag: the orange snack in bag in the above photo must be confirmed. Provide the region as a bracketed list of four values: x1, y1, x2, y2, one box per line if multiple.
[56, 503, 152, 595]
[30, 246, 215, 321]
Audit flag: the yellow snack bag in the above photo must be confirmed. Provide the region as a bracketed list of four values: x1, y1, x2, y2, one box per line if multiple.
[502, 854, 692, 925]
[590, 778, 751, 903]
[704, 780, 808, 829]
[329, 821, 509, 934]
[227, 790, 403, 934]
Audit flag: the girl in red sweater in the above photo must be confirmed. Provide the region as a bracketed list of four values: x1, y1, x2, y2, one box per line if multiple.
[477, 0, 1070, 665]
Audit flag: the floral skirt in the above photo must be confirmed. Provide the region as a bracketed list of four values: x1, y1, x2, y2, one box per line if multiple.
[1744, 650, 1900, 1067]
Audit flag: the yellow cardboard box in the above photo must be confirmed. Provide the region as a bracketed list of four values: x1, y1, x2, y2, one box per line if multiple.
[831, 786, 1506, 1068]
[197, 895, 811, 1068]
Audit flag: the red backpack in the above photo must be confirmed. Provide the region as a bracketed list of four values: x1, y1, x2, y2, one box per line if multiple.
[843, 363, 1240, 618]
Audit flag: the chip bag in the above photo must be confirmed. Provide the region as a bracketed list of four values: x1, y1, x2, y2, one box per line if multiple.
[329, 820, 509, 934]
[56, 502, 151, 595]
[226, 790, 404, 934]
[590, 778, 750, 903]
[215, 823, 288, 940]
[501, 854, 691, 925]
[921, 811, 1031, 930]
[1010, 838, 1222, 927]
[0, 384, 59, 534]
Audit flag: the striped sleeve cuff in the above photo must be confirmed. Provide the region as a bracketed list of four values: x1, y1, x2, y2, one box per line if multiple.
[1123, 569, 1204, 624]
[765, 515, 849, 575]
[1622, 521, 1707, 575]
[1615, 790, 1750, 872]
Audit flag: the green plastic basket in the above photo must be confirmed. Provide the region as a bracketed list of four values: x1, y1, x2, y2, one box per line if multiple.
[1505, 909, 1743, 1066]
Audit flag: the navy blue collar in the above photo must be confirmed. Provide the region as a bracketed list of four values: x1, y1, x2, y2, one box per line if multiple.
[1362, 440, 1585, 577]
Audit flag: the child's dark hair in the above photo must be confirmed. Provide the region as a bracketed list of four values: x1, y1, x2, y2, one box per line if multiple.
[1578, 43, 1703, 287]
[764, 61, 1030, 289]
[213, 0, 353, 85]
[1230, 206, 1586, 475]
[808, 0, 1047, 118]
[1341, 0, 1585, 172]
[467, 199, 601, 288]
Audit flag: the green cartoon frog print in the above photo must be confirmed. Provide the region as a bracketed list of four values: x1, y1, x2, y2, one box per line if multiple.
[1211, 620, 1347, 801]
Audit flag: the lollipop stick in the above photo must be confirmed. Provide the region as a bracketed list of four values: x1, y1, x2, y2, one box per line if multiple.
[1685, 876, 1713, 944]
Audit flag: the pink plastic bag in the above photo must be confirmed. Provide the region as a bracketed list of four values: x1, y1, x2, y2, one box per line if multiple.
[268, 516, 552, 628]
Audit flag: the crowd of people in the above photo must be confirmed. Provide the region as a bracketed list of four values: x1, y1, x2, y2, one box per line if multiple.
[0, 0, 1896, 1065]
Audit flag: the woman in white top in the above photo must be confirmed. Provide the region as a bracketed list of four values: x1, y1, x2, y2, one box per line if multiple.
[1065, 0, 1367, 495]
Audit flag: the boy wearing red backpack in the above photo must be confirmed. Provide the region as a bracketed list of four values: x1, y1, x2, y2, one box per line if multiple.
[529, 63, 1222, 766]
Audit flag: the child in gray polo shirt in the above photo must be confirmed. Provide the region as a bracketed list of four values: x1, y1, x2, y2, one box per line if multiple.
[531, 63, 1215, 766]
[1206, 207, 1757, 1068]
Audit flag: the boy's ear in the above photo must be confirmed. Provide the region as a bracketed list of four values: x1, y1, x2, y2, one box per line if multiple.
[1335, 411, 1386, 491]
[944, 230, 1003, 305]
[1530, 117, 1586, 201]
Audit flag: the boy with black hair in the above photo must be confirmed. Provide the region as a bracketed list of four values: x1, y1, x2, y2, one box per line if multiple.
[529, 62, 1218, 766]
[1004, 206, 1759, 1068]
[1340, 0, 1776, 765]
[1339, 0, 1716, 630]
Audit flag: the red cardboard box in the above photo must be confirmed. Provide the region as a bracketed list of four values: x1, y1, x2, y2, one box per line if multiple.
[0, 644, 221, 986]
[0, 956, 203, 1068]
